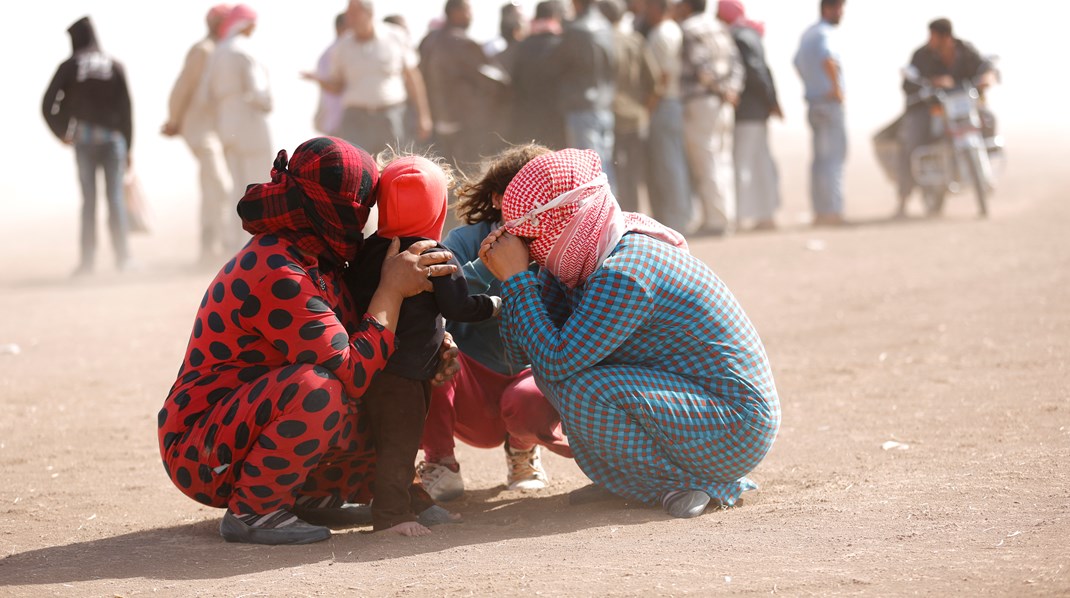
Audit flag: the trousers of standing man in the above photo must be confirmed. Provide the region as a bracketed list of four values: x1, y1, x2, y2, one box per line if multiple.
[186, 136, 233, 259]
[74, 122, 130, 269]
[683, 94, 736, 233]
[565, 109, 617, 192]
[222, 147, 269, 246]
[646, 98, 692, 232]
[734, 120, 781, 223]
[337, 104, 406, 157]
[612, 128, 646, 214]
[806, 101, 847, 217]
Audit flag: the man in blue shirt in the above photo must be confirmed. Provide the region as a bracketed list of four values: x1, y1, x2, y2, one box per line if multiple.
[793, 0, 846, 226]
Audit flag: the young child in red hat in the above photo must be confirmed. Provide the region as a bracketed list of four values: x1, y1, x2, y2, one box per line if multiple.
[346, 154, 499, 536]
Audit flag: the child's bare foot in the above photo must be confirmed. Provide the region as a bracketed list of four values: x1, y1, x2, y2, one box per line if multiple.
[384, 521, 432, 537]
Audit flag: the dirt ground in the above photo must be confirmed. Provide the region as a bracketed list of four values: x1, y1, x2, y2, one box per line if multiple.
[0, 138, 1067, 597]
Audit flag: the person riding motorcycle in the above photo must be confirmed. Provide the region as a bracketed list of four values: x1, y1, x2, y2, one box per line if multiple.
[895, 18, 997, 217]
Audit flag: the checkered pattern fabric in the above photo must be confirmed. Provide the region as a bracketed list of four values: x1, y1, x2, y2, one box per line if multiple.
[500, 233, 780, 505]
[238, 137, 378, 266]
[502, 149, 687, 288]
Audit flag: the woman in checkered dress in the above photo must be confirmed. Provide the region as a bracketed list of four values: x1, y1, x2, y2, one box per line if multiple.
[479, 148, 780, 518]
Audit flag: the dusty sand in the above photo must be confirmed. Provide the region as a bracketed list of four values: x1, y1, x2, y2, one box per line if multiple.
[0, 139, 1067, 597]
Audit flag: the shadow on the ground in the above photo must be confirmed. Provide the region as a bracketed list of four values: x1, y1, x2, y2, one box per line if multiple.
[0, 490, 666, 585]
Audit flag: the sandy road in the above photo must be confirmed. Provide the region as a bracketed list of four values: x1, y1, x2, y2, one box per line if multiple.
[0, 142, 1067, 596]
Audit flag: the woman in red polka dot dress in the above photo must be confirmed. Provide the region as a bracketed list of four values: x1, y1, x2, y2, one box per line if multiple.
[157, 137, 458, 545]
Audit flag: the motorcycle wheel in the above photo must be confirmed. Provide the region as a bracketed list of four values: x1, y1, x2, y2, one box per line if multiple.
[967, 150, 989, 218]
[922, 188, 945, 216]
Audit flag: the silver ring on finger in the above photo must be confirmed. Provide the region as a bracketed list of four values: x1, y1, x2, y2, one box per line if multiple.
[426, 266, 433, 278]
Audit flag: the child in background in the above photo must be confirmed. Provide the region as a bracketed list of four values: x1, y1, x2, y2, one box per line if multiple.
[417, 144, 573, 503]
[346, 153, 500, 536]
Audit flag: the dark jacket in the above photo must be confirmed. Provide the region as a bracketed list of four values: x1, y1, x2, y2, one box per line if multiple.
[508, 31, 567, 149]
[731, 25, 780, 122]
[544, 7, 616, 113]
[609, 29, 657, 135]
[903, 39, 992, 99]
[345, 235, 496, 381]
[418, 26, 507, 132]
[42, 17, 133, 150]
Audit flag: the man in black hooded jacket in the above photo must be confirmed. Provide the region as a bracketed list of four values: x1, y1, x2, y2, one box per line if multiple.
[42, 16, 134, 275]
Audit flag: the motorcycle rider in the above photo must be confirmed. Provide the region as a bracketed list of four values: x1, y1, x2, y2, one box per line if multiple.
[895, 18, 997, 217]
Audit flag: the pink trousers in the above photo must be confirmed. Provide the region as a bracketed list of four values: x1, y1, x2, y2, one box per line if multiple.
[420, 352, 572, 461]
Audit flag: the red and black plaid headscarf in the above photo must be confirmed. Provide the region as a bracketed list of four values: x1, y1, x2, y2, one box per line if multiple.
[237, 137, 378, 266]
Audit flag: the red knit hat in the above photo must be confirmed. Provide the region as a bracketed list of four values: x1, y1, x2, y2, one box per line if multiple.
[376, 156, 448, 242]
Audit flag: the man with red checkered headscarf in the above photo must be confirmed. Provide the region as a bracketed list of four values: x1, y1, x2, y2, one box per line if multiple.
[158, 137, 459, 545]
[481, 148, 780, 518]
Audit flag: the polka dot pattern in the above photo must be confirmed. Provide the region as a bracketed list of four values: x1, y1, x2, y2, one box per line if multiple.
[158, 235, 395, 514]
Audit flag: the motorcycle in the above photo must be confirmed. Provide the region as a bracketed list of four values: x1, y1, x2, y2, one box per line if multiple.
[873, 60, 1004, 217]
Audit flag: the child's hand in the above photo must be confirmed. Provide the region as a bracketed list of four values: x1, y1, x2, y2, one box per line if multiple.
[382, 521, 432, 537]
[431, 333, 461, 386]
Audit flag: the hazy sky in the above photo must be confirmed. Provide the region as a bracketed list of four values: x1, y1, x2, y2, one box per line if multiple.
[2, 0, 1065, 228]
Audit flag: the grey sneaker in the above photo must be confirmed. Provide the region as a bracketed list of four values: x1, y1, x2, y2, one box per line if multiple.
[219, 509, 331, 545]
[661, 490, 711, 519]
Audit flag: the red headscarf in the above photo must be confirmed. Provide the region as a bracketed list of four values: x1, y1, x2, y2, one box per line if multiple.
[502, 149, 687, 289]
[218, 3, 256, 39]
[237, 136, 378, 266]
[376, 156, 448, 242]
[207, 4, 232, 38]
[717, 0, 765, 37]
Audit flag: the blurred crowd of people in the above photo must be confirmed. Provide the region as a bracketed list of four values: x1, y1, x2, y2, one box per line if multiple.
[44, 0, 869, 275]
[165, 0, 803, 270]
[297, 0, 790, 238]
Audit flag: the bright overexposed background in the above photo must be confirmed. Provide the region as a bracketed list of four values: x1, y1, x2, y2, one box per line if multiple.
[1, 0, 1067, 243]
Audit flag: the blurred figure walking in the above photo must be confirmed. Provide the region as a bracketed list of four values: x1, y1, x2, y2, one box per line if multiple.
[717, 0, 781, 231]
[643, 0, 691, 231]
[677, 0, 743, 237]
[794, 0, 847, 227]
[163, 4, 234, 265]
[205, 4, 272, 249]
[42, 16, 134, 276]
[485, 1, 527, 71]
[600, 0, 657, 214]
[419, 0, 510, 170]
[309, 13, 348, 137]
[508, 1, 567, 151]
[544, 0, 617, 185]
